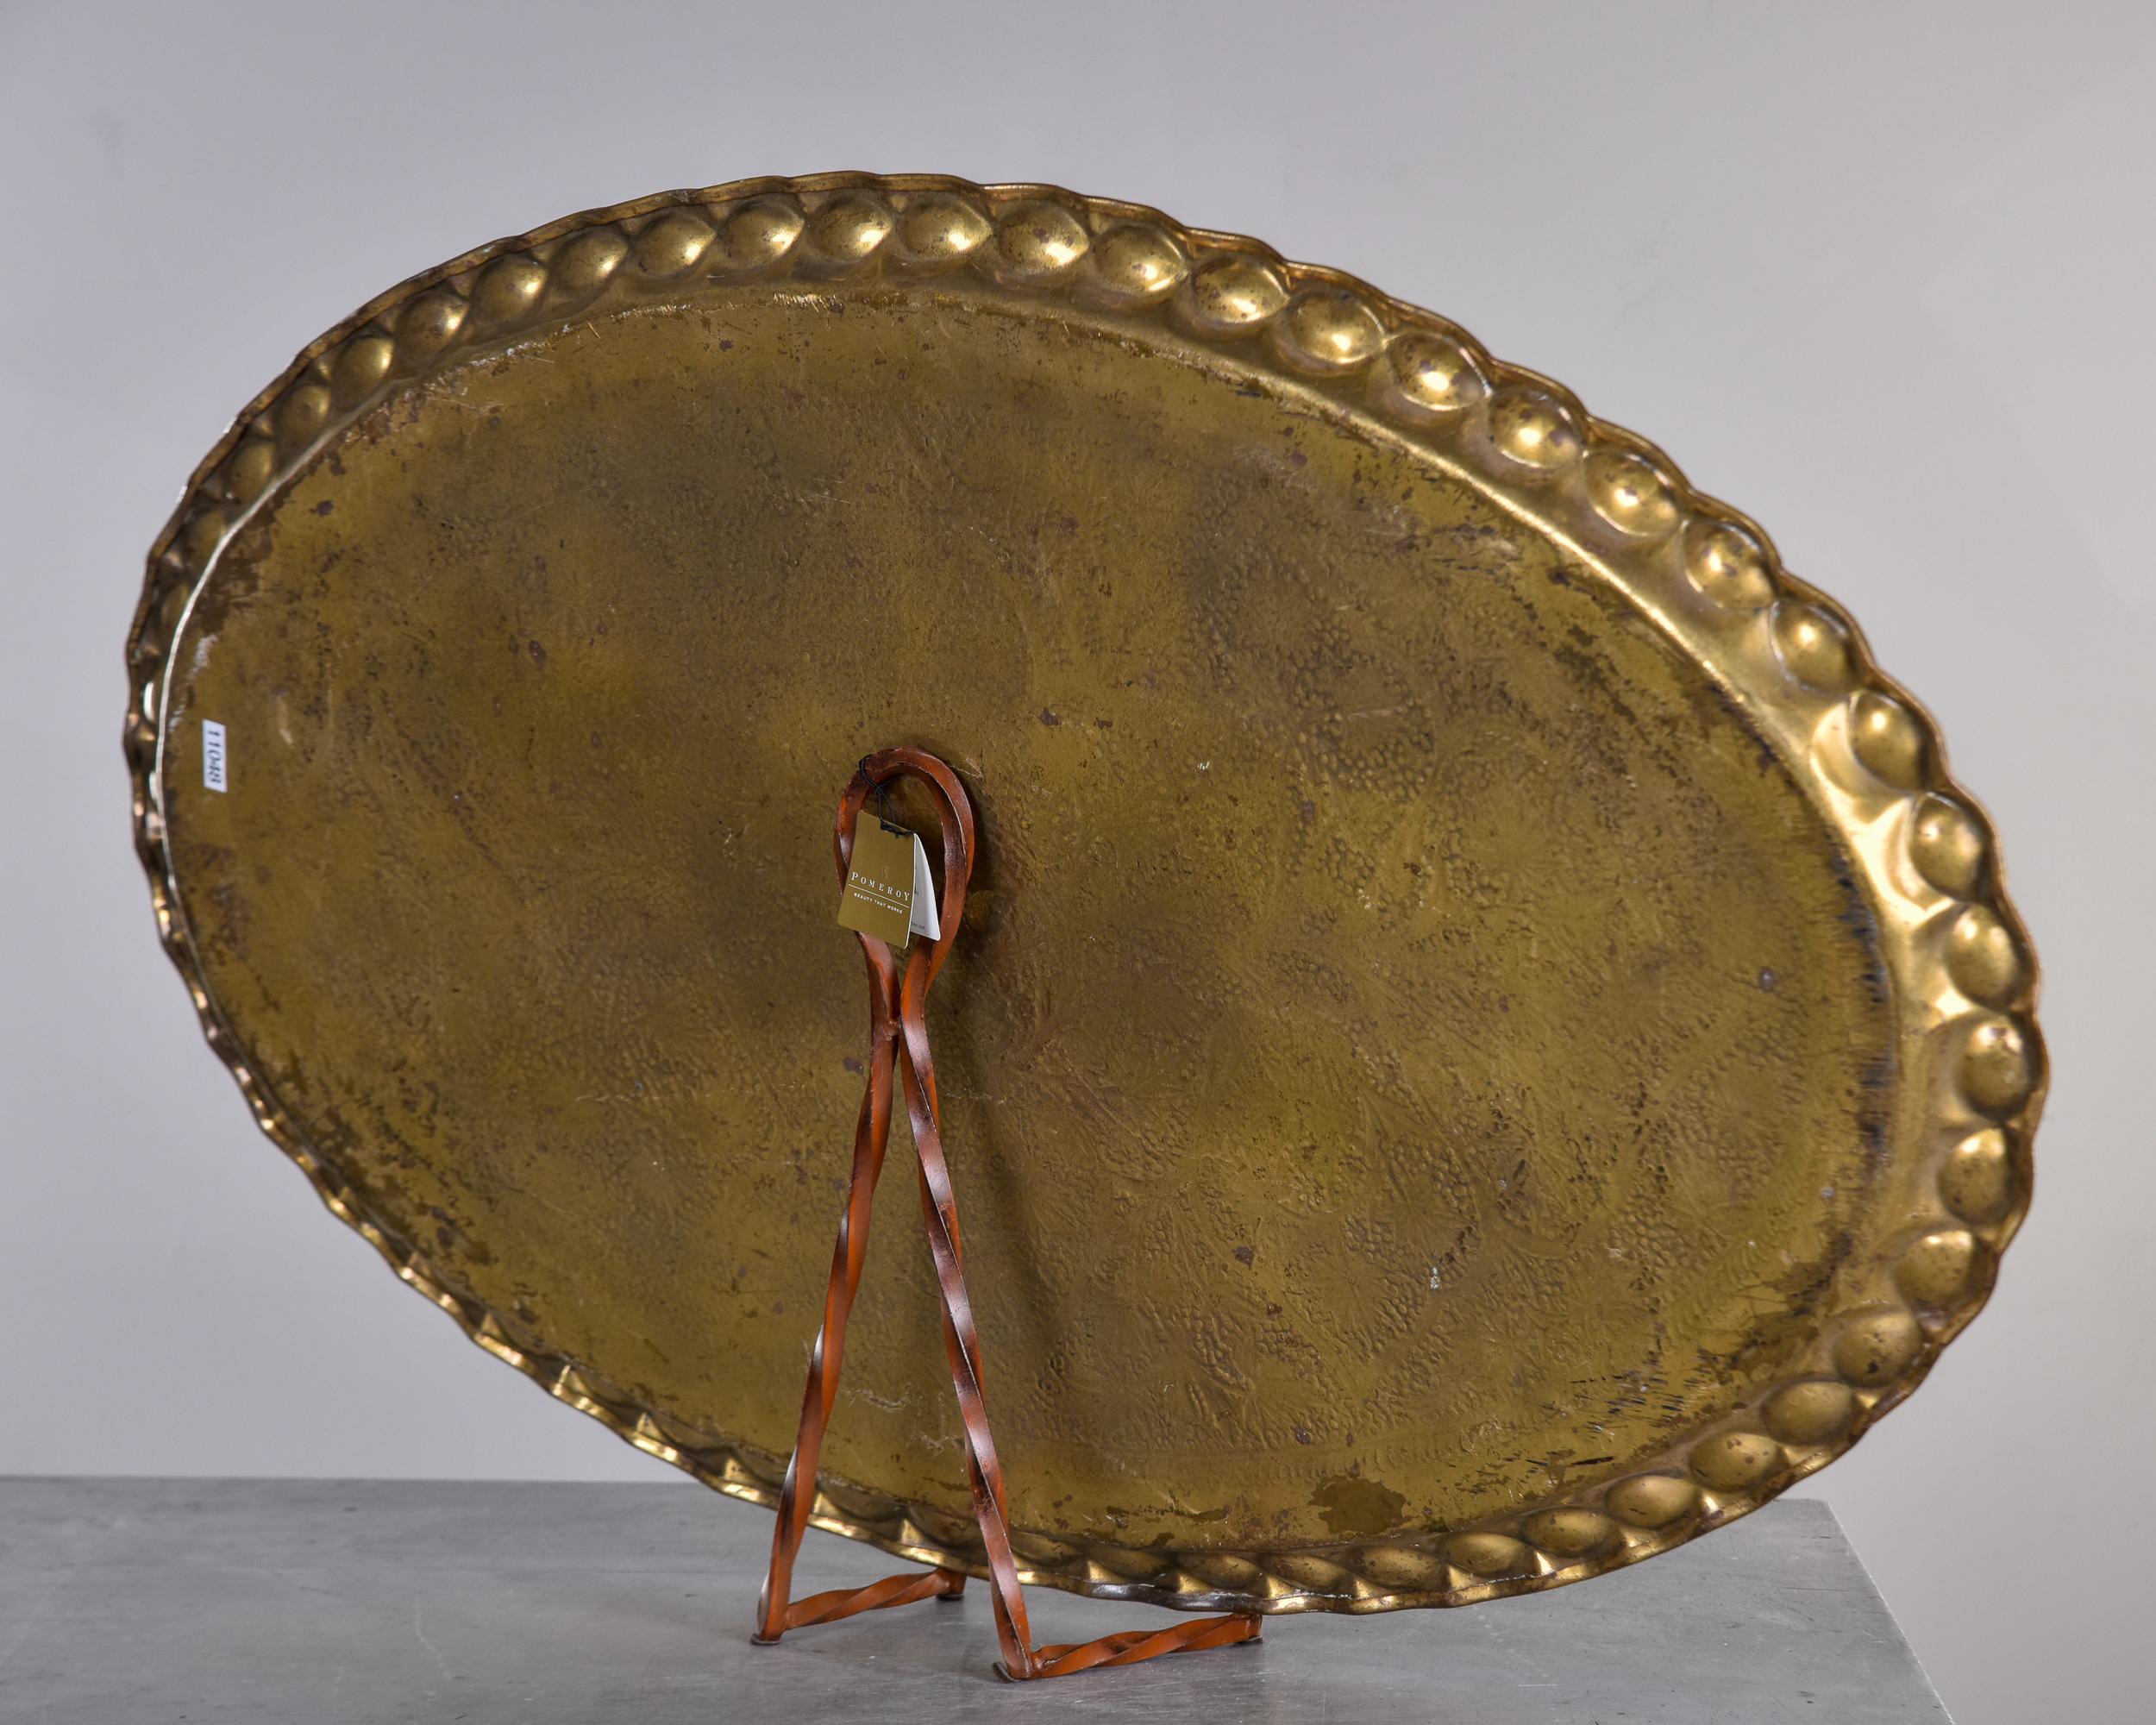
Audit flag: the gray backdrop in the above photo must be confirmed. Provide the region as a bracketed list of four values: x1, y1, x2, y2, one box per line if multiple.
[4, 3, 2148, 1721]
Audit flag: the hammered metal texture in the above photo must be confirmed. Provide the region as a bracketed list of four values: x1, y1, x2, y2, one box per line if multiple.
[126, 174, 2041, 1615]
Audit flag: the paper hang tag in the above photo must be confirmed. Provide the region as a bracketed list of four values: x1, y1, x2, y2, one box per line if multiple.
[837, 817, 914, 947]
[837, 816, 939, 949]
[908, 831, 940, 941]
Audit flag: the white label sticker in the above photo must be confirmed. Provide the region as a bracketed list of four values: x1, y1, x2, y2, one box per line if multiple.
[907, 833, 940, 940]
[202, 720, 229, 793]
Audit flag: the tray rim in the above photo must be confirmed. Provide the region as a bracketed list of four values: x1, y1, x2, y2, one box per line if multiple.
[124, 171, 2044, 1616]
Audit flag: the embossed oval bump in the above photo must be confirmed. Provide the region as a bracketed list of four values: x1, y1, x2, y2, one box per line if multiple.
[632, 210, 716, 279]
[1946, 906, 2026, 1006]
[1351, 1544, 1451, 1590]
[551, 227, 630, 298]
[1482, 387, 1584, 478]
[1445, 1534, 1537, 1579]
[1849, 691, 1930, 789]
[711, 197, 803, 275]
[1896, 1228, 1987, 1308]
[1772, 600, 1857, 692]
[803, 191, 893, 273]
[1002, 1531, 1075, 1568]
[469, 254, 548, 329]
[1683, 518, 1778, 610]
[1373, 329, 1489, 422]
[1523, 1509, 1619, 1558]
[1265, 1553, 1352, 1593]
[1090, 1545, 1173, 1583]
[1689, 1431, 1785, 1492]
[1078, 222, 1188, 307]
[908, 1503, 979, 1547]
[1940, 1127, 2015, 1223]
[1582, 448, 1682, 543]
[1832, 1307, 1925, 1387]
[1179, 1551, 1263, 1591]
[985, 198, 1089, 285]
[393, 289, 467, 364]
[1763, 1379, 1858, 1446]
[221, 437, 277, 508]
[272, 381, 331, 455]
[1175, 253, 1289, 335]
[1605, 1474, 1700, 1530]
[1961, 1016, 2037, 1114]
[1271, 287, 1386, 375]
[892, 191, 993, 272]
[330, 332, 394, 405]
[818, 1479, 894, 1521]
[179, 505, 229, 574]
[1909, 794, 1991, 898]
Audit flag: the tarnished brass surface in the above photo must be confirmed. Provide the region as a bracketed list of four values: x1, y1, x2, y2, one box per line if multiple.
[128, 175, 2041, 1615]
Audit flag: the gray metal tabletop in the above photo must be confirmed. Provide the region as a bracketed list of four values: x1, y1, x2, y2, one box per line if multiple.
[0, 1478, 1948, 1722]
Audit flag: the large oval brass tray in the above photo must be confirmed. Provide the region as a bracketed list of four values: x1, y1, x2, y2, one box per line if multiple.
[128, 174, 2041, 1615]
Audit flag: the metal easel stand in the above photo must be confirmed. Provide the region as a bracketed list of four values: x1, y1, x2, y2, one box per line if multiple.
[751, 747, 1262, 1681]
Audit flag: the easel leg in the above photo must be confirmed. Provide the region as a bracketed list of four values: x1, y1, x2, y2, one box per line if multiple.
[752, 934, 965, 1644]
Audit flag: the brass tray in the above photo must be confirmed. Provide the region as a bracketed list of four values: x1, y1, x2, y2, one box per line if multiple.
[127, 174, 2041, 1615]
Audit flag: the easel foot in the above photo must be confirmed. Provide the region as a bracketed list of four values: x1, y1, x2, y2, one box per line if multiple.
[993, 1610, 1263, 1680]
[752, 1566, 967, 1645]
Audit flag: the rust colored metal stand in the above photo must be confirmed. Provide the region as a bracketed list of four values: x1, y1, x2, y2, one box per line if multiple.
[752, 747, 1262, 1681]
